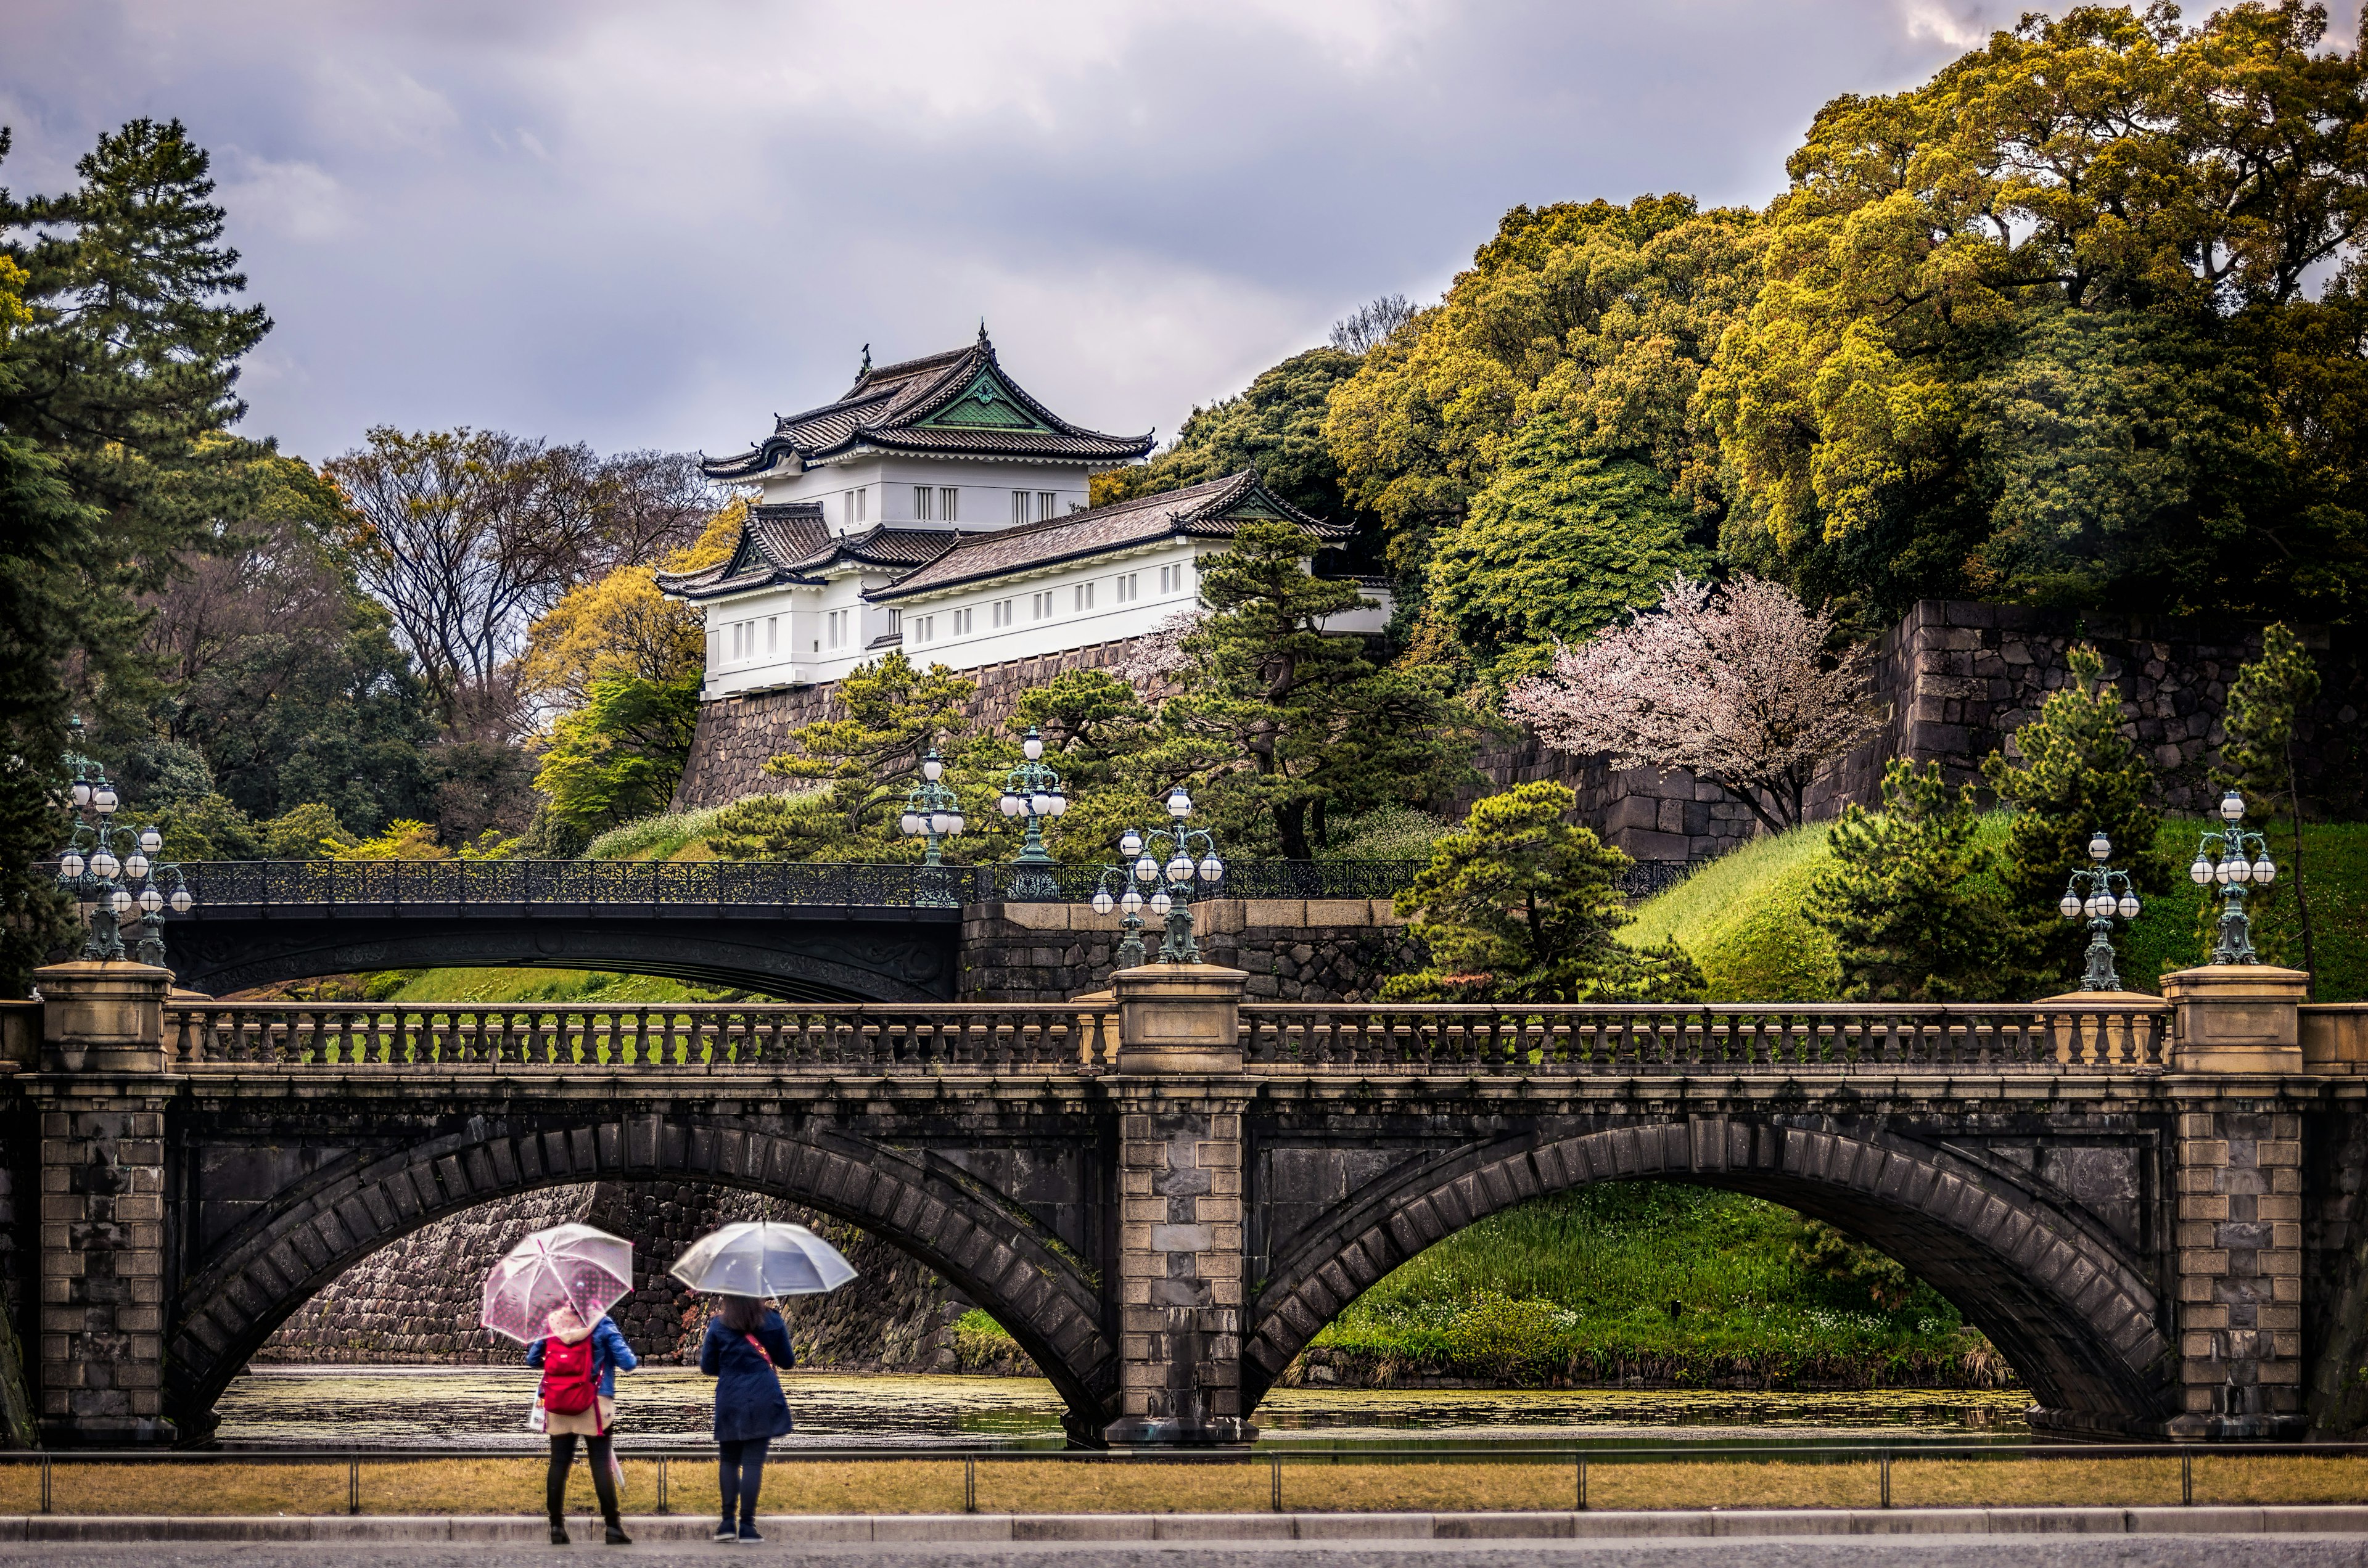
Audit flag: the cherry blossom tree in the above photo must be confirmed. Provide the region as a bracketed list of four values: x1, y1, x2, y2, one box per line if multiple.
[1504, 573, 1876, 835]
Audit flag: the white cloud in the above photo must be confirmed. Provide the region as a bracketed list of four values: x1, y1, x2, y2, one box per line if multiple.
[218, 155, 353, 243]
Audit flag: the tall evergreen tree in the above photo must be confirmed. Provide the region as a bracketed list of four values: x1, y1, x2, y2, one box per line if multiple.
[1981, 644, 2170, 990]
[2220, 623, 2323, 984]
[1148, 522, 1485, 858]
[1, 119, 271, 993]
[1809, 760, 2008, 1001]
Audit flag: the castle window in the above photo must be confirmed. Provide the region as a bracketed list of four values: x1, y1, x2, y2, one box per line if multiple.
[1114, 573, 1139, 603]
[1074, 581, 1095, 613]
[765, 616, 778, 653]
[913, 614, 934, 644]
[1012, 490, 1030, 524]
[992, 598, 1014, 628]
[826, 609, 848, 649]
[953, 607, 974, 635]
[1032, 591, 1054, 620]
[887, 608, 901, 636]
[940, 488, 960, 523]
[1037, 491, 1057, 521]
[913, 487, 933, 522]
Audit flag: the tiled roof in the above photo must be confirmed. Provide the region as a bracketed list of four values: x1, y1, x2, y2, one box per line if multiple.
[653, 505, 953, 600]
[701, 332, 1154, 480]
[866, 469, 1344, 602]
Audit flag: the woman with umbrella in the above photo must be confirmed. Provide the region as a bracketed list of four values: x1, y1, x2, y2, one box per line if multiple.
[483, 1223, 640, 1546]
[673, 1221, 855, 1543]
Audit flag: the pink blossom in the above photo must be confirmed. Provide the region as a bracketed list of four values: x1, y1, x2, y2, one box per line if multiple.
[1504, 573, 1876, 834]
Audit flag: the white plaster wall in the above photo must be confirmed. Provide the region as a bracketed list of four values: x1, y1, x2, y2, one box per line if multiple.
[695, 544, 1393, 699]
[757, 455, 1092, 528]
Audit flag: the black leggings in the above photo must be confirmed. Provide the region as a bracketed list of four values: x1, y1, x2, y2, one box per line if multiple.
[548, 1432, 619, 1524]
[718, 1437, 769, 1527]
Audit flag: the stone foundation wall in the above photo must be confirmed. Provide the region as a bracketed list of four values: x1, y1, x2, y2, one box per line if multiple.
[960, 899, 1423, 1003]
[673, 600, 2367, 866]
[261, 1183, 993, 1373]
[673, 636, 1175, 810]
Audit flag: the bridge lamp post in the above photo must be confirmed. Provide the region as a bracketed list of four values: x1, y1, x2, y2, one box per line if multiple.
[1088, 866, 1148, 971]
[898, 748, 966, 908]
[2190, 788, 2276, 965]
[1101, 785, 1225, 964]
[996, 726, 1068, 900]
[46, 716, 193, 964]
[2057, 829, 2142, 991]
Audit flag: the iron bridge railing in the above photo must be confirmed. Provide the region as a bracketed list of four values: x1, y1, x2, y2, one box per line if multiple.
[157, 999, 2166, 1074]
[169, 858, 1699, 908]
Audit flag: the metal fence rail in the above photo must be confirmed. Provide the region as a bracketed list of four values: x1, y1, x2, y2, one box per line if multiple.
[4, 1440, 2362, 1517]
[1238, 1001, 2169, 1072]
[162, 1003, 1117, 1072]
[171, 859, 1437, 908]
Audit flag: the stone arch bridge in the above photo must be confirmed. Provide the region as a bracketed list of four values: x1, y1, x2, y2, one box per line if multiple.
[14, 958, 2367, 1448]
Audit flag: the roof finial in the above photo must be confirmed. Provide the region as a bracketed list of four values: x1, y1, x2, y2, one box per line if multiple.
[860, 342, 871, 376]
[977, 317, 989, 346]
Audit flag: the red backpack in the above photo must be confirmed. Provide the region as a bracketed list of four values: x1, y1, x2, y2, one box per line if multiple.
[541, 1335, 599, 1414]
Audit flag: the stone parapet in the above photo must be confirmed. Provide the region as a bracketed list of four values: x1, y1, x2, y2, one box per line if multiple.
[33, 962, 168, 1074]
[961, 899, 1418, 1004]
[2164, 966, 2310, 1075]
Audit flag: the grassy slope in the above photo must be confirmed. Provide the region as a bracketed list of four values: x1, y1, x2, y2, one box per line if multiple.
[1625, 816, 2368, 1003]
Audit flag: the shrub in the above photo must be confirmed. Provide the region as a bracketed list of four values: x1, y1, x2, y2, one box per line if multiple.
[1810, 761, 2011, 1001]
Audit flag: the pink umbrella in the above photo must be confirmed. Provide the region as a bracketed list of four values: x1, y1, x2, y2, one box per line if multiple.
[481, 1222, 635, 1344]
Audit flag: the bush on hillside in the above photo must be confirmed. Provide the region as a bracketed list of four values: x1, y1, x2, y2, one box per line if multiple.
[1810, 761, 2012, 1001]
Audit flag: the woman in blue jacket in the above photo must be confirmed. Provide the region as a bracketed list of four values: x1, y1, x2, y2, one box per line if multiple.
[699, 1294, 796, 1542]
[525, 1304, 639, 1545]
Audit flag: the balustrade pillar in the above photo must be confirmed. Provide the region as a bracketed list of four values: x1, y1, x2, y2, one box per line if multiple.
[2160, 963, 2310, 1439]
[1103, 962, 1254, 1445]
[31, 961, 175, 1445]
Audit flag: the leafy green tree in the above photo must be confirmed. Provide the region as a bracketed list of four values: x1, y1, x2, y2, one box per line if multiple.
[1325, 194, 1758, 578]
[1092, 348, 1365, 530]
[1701, 5, 2368, 628]
[0, 120, 270, 992]
[147, 792, 261, 863]
[1381, 781, 1703, 1003]
[1981, 644, 2171, 990]
[1809, 760, 2009, 1001]
[531, 675, 702, 849]
[1147, 522, 1486, 858]
[257, 803, 355, 861]
[2220, 623, 2324, 983]
[1428, 411, 1709, 688]
[1005, 669, 1154, 864]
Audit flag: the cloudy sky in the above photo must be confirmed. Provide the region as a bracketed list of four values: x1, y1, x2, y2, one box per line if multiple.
[2, 1, 2139, 466]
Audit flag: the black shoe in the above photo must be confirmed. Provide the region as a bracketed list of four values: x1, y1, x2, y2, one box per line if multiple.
[713, 1525, 738, 1542]
[738, 1525, 762, 1543]
[604, 1523, 632, 1545]
[550, 1525, 570, 1545]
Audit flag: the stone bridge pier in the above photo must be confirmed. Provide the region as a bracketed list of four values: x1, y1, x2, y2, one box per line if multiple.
[9, 957, 2368, 1447]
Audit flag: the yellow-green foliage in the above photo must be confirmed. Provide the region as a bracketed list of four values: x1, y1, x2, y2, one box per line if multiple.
[1622, 825, 1841, 1001]
[373, 967, 725, 1005]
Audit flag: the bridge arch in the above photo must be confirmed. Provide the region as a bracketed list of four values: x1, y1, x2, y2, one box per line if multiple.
[1244, 1118, 2171, 1437]
[168, 1116, 1116, 1445]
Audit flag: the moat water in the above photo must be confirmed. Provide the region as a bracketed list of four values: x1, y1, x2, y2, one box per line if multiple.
[216, 1367, 2031, 1450]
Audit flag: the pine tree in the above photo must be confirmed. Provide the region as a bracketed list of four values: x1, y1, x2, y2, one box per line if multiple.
[1151, 521, 1485, 858]
[1, 120, 273, 994]
[1981, 644, 2169, 990]
[2220, 624, 2321, 985]
[1380, 781, 1702, 1003]
[1809, 760, 2008, 1001]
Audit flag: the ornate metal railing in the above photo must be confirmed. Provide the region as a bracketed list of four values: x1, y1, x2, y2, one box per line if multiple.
[161, 1003, 1116, 1072]
[1238, 1002, 2169, 1073]
[170, 857, 1695, 908]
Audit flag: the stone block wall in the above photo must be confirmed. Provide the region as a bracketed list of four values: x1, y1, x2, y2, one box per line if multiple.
[673, 599, 2366, 866]
[1109, 1098, 1249, 1443]
[2175, 1108, 2306, 1438]
[261, 1182, 981, 1373]
[960, 899, 1422, 1003]
[673, 636, 1179, 810]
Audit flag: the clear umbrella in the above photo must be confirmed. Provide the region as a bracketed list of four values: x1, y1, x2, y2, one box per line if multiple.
[668, 1221, 857, 1297]
[481, 1222, 636, 1344]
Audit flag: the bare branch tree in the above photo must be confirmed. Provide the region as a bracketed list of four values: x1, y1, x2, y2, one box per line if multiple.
[1504, 573, 1878, 835]
[1328, 292, 1416, 355]
[326, 429, 710, 737]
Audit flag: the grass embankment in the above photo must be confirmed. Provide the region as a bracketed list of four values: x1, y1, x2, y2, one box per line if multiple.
[1623, 816, 2368, 1002]
[1287, 1184, 2003, 1390]
[8, 1453, 2365, 1516]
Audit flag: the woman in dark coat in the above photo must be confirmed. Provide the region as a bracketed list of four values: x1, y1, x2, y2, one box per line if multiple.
[699, 1294, 796, 1542]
